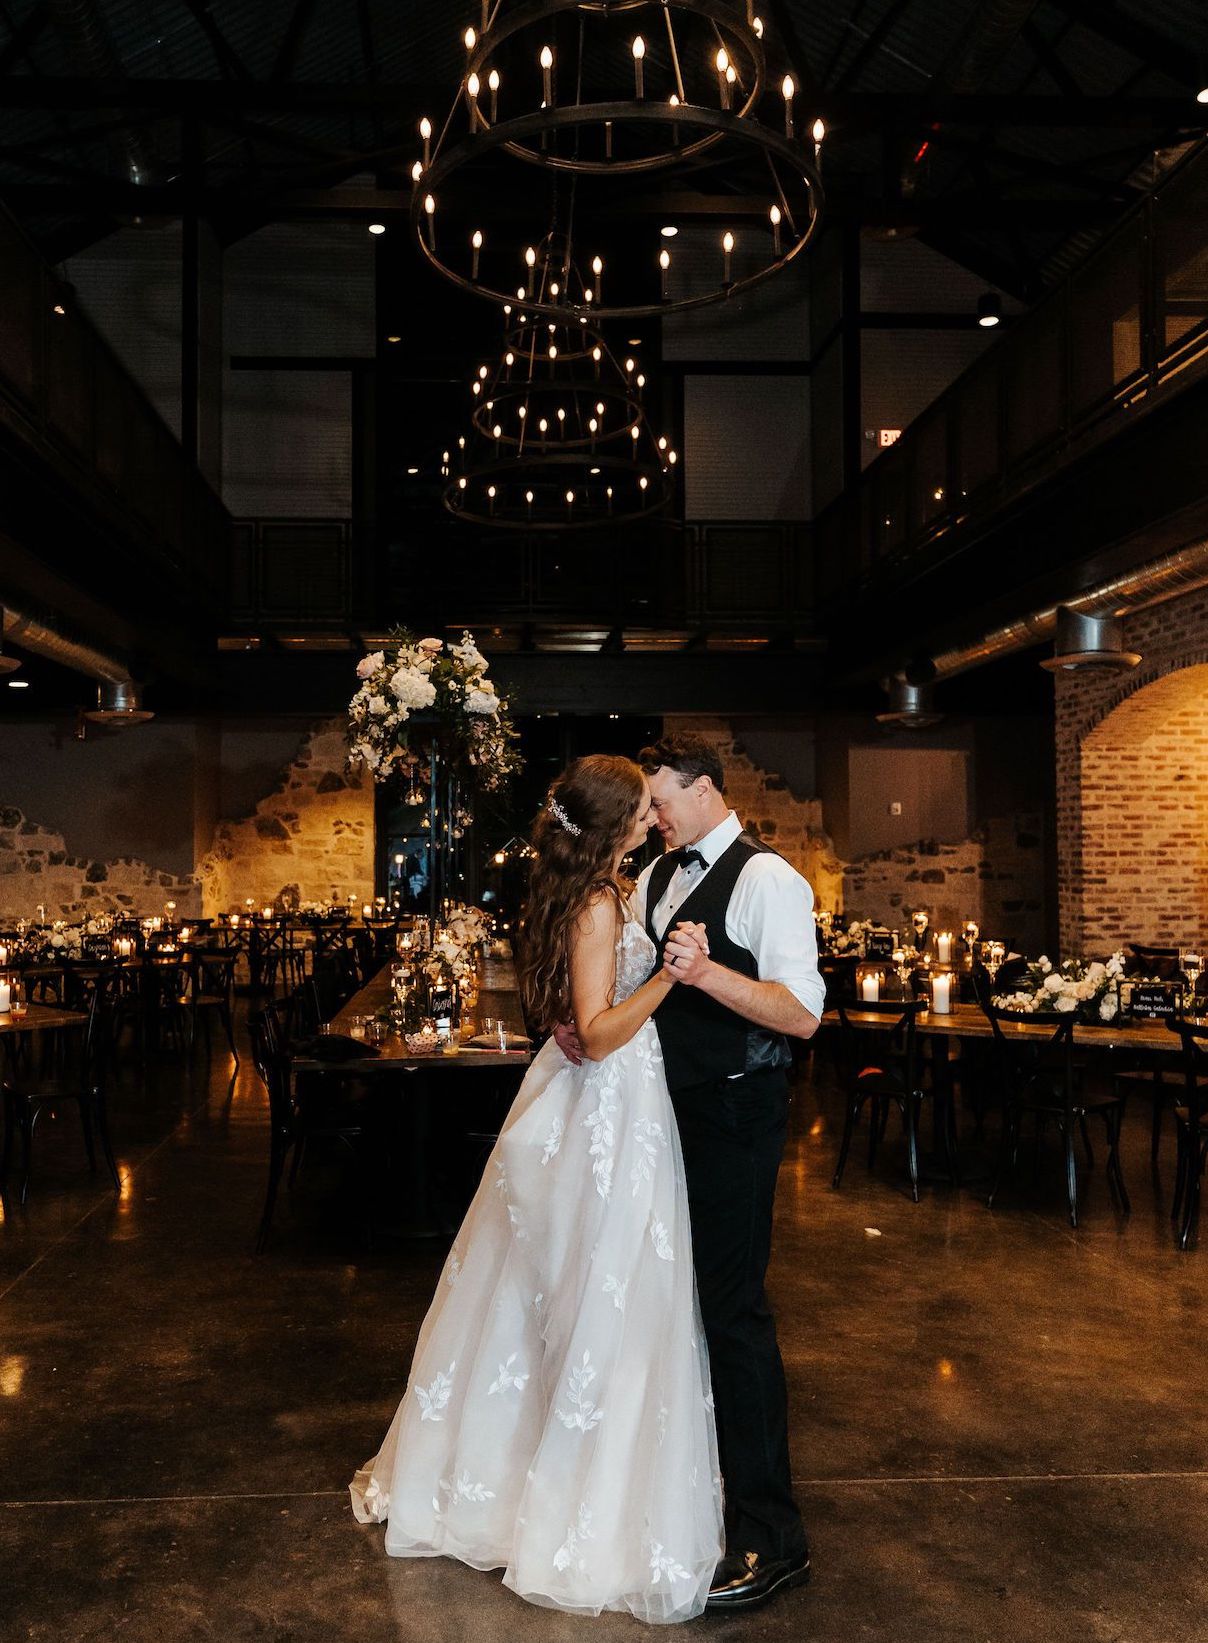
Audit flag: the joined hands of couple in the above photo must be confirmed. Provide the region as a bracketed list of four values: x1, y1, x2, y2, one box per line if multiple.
[553, 921, 711, 1067]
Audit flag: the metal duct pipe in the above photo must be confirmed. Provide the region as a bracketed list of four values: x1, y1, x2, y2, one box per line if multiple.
[939, 1, 1045, 93]
[47, 0, 160, 188]
[931, 537, 1208, 679]
[1, 605, 132, 685]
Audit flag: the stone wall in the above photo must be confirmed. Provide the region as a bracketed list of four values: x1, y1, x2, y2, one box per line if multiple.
[664, 715, 846, 909]
[1054, 584, 1208, 952]
[198, 719, 374, 913]
[842, 815, 1046, 952]
[0, 805, 199, 921]
[664, 714, 1045, 950]
[0, 716, 375, 921]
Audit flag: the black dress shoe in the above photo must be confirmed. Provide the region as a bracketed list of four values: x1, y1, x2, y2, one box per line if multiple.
[705, 1548, 811, 1612]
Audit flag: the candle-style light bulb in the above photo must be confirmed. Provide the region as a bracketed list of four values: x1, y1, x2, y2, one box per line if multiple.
[722, 229, 734, 284]
[769, 202, 782, 256]
[463, 26, 476, 51]
[716, 47, 731, 109]
[782, 74, 795, 137]
[752, 14, 764, 37]
[592, 254, 603, 305]
[659, 246, 671, 300]
[540, 44, 554, 106]
[811, 116, 826, 161]
[471, 228, 483, 278]
[419, 116, 432, 167]
[424, 193, 436, 248]
[488, 67, 500, 122]
[632, 35, 646, 99]
[467, 71, 480, 126]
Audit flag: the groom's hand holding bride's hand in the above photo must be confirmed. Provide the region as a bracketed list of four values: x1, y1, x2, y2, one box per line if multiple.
[662, 921, 710, 987]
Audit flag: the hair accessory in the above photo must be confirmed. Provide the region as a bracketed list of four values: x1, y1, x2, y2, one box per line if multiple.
[547, 796, 582, 836]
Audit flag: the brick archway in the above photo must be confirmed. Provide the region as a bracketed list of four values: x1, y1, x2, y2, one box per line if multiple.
[1075, 662, 1208, 953]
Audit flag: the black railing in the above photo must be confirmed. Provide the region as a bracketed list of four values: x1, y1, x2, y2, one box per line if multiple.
[229, 516, 812, 632]
[817, 140, 1208, 602]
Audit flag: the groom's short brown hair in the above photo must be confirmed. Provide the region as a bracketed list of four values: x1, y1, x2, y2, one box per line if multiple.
[638, 732, 725, 793]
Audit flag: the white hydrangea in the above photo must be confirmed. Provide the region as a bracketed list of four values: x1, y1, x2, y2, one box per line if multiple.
[465, 685, 500, 715]
[1043, 972, 1065, 993]
[390, 667, 437, 711]
[366, 694, 389, 717]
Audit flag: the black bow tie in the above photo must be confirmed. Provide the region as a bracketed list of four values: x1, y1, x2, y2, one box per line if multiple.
[672, 847, 706, 871]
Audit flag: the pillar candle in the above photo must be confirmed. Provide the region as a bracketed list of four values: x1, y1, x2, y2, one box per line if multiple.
[860, 972, 880, 1003]
[936, 931, 952, 964]
[0, 979, 10, 1014]
[931, 972, 952, 1014]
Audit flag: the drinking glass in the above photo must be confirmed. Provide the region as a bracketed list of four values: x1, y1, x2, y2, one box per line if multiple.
[1181, 951, 1203, 1016]
[9, 978, 27, 1020]
[481, 1016, 509, 1053]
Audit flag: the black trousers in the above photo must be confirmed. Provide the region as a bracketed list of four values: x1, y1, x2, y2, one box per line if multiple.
[672, 1065, 806, 1562]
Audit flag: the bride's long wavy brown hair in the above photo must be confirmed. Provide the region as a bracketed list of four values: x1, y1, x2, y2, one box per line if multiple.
[518, 754, 647, 1033]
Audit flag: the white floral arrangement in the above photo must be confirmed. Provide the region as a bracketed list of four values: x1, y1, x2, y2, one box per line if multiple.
[348, 629, 521, 792]
[421, 903, 493, 990]
[993, 951, 1126, 1022]
[826, 918, 877, 957]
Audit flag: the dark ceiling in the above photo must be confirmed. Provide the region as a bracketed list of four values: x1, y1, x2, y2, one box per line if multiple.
[1, 0, 1206, 298]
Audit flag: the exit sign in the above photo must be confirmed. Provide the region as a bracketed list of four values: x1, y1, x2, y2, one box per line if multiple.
[879, 428, 902, 447]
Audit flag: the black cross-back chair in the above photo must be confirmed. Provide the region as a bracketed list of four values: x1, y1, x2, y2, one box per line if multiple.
[1, 971, 120, 1204]
[1168, 1020, 1208, 1251]
[831, 997, 956, 1202]
[984, 1005, 1129, 1229]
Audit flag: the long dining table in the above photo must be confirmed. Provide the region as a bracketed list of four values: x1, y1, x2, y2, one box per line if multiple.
[822, 999, 1187, 1055]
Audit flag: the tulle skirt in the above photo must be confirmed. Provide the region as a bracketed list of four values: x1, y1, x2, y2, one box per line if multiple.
[350, 1027, 723, 1624]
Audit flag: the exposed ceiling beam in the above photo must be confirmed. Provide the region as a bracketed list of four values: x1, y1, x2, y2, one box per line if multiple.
[1046, 0, 1198, 88]
[0, 77, 1202, 130]
[0, 2, 49, 78]
[2, 177, 1129, 227]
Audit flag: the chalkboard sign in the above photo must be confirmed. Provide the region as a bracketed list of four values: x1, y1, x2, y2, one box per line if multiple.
[1126, 982, 1181, 1021]
[865, 929, 895, 961]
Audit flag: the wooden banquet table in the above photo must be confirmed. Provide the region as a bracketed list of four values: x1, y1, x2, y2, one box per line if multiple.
[0, 1002, 87, 1037]
[822, 999, 1187, 1054]
[288, 947, 533, 1237]
[291, 945, 533, 1072]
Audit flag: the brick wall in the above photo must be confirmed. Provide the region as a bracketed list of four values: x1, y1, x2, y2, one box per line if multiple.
[1054, 585, 1208, 953]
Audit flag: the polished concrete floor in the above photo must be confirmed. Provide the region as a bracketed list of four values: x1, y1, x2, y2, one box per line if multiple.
[2, 1018, 1206, 1641]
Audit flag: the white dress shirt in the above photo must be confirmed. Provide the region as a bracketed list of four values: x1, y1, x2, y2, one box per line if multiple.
[631, 809, 826, 1023]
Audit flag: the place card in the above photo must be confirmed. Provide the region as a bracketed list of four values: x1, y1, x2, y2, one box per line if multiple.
[865, 928, 894, 961]
[1125, 981, 1181, 1021]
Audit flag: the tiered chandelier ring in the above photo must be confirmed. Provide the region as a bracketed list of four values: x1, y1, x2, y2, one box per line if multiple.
[410, 0, 826, 323]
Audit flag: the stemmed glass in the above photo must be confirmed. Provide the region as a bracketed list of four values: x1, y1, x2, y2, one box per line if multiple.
[1181, 950, 1203, 1017]
[984, 941, 1005, 984]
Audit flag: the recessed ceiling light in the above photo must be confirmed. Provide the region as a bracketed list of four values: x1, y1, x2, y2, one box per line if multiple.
[52, 303, 66, 316]
[368, 222, 386, 235]
[628, 337, 642, 345]
[386, 335, 401, 343]
[8, 679, 29, 688]
[1198, 85, 1208, 105]
[976, 292, 1002, 328]
[660, 225, 678, 237]
[406, 466, 419, 474]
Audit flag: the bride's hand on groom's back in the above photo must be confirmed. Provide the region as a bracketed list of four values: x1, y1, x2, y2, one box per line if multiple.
[553, 1020, 584, 1065]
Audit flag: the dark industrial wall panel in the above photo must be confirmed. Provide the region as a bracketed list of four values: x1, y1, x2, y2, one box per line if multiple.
[684, 375, 810, 520]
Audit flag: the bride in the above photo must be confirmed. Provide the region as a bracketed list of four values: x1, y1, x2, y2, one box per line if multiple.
[349, 755, 723, 1623]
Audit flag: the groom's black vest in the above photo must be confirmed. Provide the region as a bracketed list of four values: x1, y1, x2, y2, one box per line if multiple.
[646, 833, 792, 1093]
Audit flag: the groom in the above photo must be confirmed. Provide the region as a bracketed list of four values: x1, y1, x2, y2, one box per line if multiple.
[637, 731, 823, 1612]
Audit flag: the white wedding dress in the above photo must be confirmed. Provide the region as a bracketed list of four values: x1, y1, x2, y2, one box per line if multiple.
[350, 914, 723, 1623]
